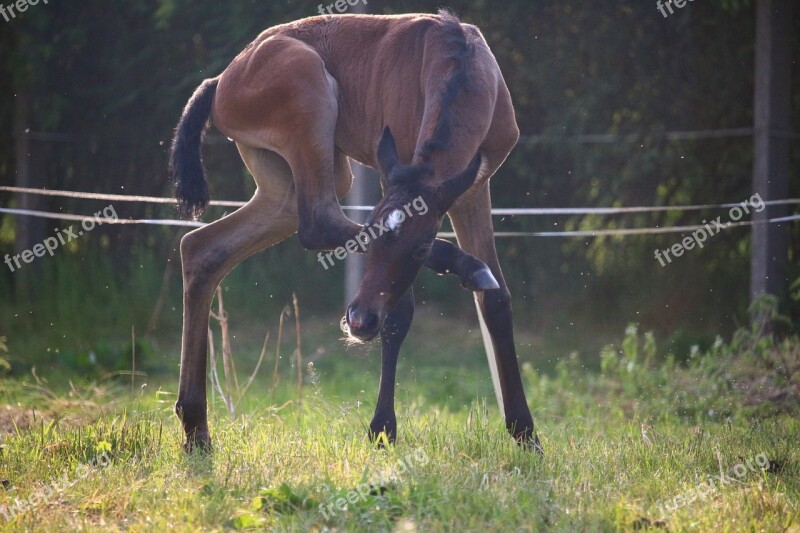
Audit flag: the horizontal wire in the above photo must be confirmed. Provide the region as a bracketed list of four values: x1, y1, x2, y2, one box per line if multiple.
[0, 186, 243, 207]
[2, 186, 799, 216]
[517, 127, 757, 144]
[0, 207, 204, 228]
[23, 127, 800, 145]
[439, 215, 800, 238]
[1, 207, 797, 238]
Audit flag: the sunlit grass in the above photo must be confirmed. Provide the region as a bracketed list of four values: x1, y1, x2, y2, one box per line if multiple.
[0, 324, 798, 531]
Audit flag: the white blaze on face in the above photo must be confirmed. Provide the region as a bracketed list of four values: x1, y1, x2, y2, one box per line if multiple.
[385, 209, 405, 233]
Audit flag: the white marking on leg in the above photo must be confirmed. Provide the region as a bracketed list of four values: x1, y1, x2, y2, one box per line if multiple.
[474, 295, 504, 414]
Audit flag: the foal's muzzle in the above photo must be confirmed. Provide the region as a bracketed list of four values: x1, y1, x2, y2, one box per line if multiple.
[346, 304, 381, 341]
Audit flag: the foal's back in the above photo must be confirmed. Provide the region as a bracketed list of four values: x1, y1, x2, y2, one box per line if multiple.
[212, 12, 508, 176]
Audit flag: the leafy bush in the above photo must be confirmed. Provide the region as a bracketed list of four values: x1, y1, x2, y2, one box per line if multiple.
[595, 297, 793, 415]
[525, 314, 800, 425]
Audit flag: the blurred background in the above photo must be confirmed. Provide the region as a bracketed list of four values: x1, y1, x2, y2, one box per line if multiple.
[0, 0, 797, 381]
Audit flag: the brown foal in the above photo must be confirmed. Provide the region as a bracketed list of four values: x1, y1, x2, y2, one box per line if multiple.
[170, 10, 540, 453]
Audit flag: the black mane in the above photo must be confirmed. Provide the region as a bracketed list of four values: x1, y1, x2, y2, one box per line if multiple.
[417, 9, 475, 162]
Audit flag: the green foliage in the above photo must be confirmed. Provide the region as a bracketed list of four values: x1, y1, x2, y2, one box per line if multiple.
[0, 335, 9, 374]
[600, 324, 666, 397]
[229, 483, 320, 527]
[581, 321, 800, 422]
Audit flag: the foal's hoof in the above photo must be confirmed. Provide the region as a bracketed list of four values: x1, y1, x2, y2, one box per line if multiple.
[463, 266, 500, 292]
[183, 431, 212, 454]
[370, 432, 394, 449]
[525, 435, 544, 456]
[509, 424, 543, 456]
[368, 422, 396, 448]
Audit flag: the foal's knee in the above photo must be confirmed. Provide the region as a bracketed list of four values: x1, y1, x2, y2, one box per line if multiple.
[297, 208, 360, 251]
[297, 221, 328, 250]
[180, 231, 220, 296]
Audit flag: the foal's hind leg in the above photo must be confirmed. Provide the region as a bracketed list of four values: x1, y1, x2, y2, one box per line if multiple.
[214, 36, 361, 251]
[369, 288, 414, 445]
[449, 182, 541, 452]
[176, 146, 296, 451]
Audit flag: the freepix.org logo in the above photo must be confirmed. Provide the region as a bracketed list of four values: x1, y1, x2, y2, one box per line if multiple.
[0, 0, 49, 24]
[0, 450, 112, 522]
[654, 193, 765, 267]
[4, 205, 118, 273]
[656, 0, 695, 18]
[316, 196, 429, 270]
[317, 0, 367, 16]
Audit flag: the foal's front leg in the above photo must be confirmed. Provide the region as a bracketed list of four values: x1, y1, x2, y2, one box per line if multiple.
[368, 243, 492, 445]
[426, 239, 500, 291]
[369, 288, 414, 445]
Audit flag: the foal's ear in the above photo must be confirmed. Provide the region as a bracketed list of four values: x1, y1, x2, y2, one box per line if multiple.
[377, 126, 399, 178]
[435, 153, 483, 213]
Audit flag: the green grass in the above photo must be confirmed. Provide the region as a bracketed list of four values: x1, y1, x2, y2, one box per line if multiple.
[0, 321, 798, 532]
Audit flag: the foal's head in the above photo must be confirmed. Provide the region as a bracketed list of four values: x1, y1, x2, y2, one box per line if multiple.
[345, 128, 482, 341]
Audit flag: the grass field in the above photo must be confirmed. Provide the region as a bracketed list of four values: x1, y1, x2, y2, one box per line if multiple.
[0, 317, 798, 532]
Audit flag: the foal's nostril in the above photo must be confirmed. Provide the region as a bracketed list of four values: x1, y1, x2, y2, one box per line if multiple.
[346, 304, 380, 338]
[346, 305, 360, 329]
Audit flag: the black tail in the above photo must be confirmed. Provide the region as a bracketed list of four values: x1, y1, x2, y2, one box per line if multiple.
[169, 78, 219, 219]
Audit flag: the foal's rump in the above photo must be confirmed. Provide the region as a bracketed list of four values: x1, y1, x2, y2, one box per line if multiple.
[211, 34, 340, 155]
